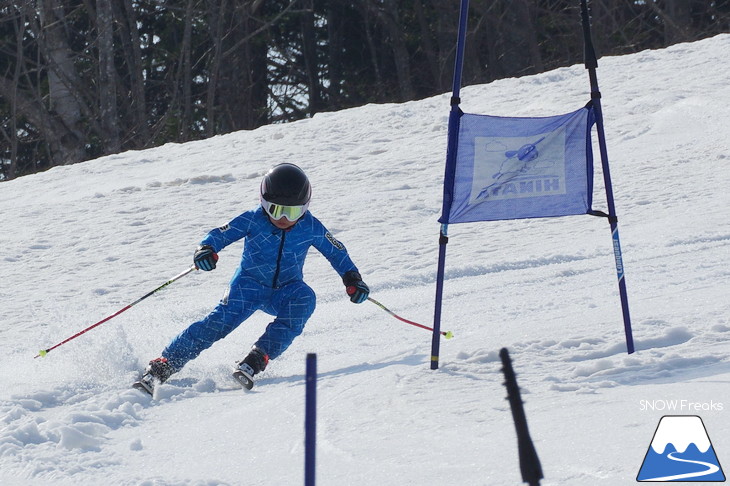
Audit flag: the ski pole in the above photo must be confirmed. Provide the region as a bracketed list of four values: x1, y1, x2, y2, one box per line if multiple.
[367, 297, 454, 339]
[35, 265, 198, 358]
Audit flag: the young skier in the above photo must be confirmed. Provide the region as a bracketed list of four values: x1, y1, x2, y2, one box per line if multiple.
[135, 163, 369, 394]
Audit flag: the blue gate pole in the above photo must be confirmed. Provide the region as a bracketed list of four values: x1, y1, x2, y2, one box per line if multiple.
[432, 0, 470, 370]
[581, 0, 635, 353]
[305, 353, 317, 485]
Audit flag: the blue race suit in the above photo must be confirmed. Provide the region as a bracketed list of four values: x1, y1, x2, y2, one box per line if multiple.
[162, 206, 359, 370]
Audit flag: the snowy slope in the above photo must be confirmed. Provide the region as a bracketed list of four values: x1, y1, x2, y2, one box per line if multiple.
[1, 35, 729, 486]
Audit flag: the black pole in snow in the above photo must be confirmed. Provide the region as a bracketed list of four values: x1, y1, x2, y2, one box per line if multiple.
[500, 348, 543, 486]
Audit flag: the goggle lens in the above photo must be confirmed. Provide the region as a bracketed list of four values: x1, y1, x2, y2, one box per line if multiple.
[262, 200, 308, 222]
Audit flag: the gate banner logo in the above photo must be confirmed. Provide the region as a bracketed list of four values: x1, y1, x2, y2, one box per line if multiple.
[637, 415, 725, 482]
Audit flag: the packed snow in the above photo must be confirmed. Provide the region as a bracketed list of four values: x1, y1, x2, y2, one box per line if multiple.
[1, 34, 729, 486]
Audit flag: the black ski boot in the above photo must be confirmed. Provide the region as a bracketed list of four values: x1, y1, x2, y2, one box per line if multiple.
[133, 357, 175, 396]
[232, 347, 269, 390]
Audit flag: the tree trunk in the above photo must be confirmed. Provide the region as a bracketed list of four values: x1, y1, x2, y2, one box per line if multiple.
[118, 0, 148, 147]
[206, 0, 227, 136]
[38, 0, 87, 164]
[216, 1, 268, 131]
[515, 0, 543, 73]
[661, 0, 693, 44]
[360, 4, 385, 101]
[180, 0, 195, 140]
[97, 0, 121, 153]
[414, 0, 442, 92]
[326, 1, 344, 109]
[300, 0, 323, 116]
[0, 76, 83, 167]
[368, 0, 415, 101]
[7, 6, 26, 180]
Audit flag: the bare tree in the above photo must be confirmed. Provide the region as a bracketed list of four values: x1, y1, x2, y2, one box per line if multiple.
[117, 0, 148, 147]
[300, 0, 323, 116]
[36, 0, 88, 164]
[362, 0, 414, 101]
[96, 0, 121, 152]
[4, 0, 730, 181]
[651, 0, 693, 44]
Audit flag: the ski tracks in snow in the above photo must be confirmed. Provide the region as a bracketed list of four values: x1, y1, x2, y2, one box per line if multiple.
[446, 318, 730, 397]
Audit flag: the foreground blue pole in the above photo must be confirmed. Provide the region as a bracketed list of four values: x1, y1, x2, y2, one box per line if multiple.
[305, 353, 317, 486]
[432, 0, 470, 370]
[581, 0, 635, 353]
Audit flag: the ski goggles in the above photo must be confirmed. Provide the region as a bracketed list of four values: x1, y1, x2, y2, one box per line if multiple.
[261, 199, 309, 222]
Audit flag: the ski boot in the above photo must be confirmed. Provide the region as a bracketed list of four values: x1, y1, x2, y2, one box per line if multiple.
[232, 347, 269, 390]
[133, 357, 174, 396]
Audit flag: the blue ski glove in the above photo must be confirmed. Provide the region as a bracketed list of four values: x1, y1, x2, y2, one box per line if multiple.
[343, 270, 369, 304]
[194, 245, 218, 271]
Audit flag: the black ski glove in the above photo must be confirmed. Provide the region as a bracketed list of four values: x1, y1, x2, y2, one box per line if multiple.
[194, 245, 218, 271]
[343, 270, 369, 304]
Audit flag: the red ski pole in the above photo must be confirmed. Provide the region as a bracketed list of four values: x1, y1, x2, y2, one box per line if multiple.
[366, 297, 454, 339]
[35, 265, 197, 358]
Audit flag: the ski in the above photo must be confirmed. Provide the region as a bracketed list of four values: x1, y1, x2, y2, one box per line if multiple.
[232, 369, 255, 390]
[132, 375, 155, 396]
[132, 370, 255, 394]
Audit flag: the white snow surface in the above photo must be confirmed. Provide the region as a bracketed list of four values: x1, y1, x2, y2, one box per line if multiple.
[2, 35, 730, 486]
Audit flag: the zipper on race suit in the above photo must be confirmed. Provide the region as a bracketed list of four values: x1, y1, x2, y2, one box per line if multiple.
[272, 230, 286, 288]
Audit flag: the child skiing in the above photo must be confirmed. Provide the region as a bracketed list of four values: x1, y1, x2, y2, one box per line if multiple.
[134, 163, 369, 394]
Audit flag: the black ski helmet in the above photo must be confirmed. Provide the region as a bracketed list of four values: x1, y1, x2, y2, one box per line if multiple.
[260, 163, 312, 206]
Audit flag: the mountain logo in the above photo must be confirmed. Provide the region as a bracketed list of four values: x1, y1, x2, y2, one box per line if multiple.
[637, 415, 726, 482]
